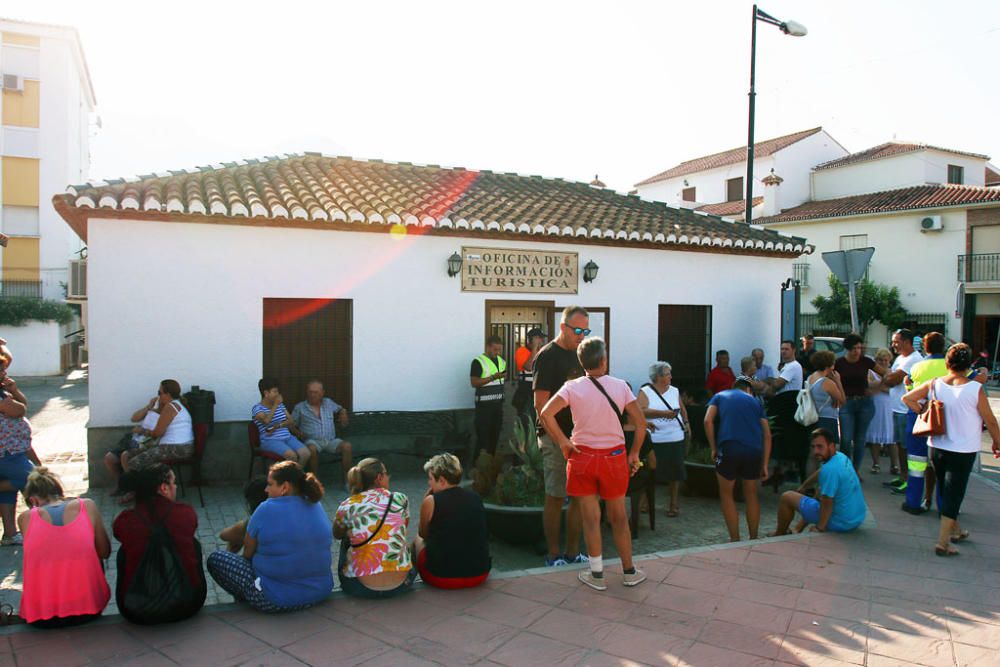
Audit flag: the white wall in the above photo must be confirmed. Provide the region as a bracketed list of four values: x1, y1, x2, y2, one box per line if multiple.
[814, 151, 989, 201]
[86, 218, 792, 427]
[0, 320, 61, 376]
[765, 209, 966, 341]
[636, 130, 847, 211]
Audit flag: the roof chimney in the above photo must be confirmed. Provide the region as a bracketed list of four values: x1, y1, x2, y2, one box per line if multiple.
[589, 174, 606, 188]
[762, 169, 784, 219]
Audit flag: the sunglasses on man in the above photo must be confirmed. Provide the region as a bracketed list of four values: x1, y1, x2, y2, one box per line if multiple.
[563, 324, 591, 336]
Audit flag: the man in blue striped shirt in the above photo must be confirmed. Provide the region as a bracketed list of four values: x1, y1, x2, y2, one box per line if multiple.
[252, 378, 316, 470]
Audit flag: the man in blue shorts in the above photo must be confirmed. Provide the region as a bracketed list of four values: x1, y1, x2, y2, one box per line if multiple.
[771, 428, 866, 535]
[705, 376, 771, 541]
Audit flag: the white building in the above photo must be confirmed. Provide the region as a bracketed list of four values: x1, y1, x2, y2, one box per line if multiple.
[54, 154, 810, 483]
[633, 127, 848, 221]
[1, 18, 95, 300]
[754, 142, 1000, 348]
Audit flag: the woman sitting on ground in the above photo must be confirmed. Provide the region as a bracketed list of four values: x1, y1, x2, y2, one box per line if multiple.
[219, 477, 268, 552]
[335, 458, 415, 598]
[104, 395, 162, 493]
[121, 380, 194, 472]
[113, 464, 206, 624]
[18, 467, 111, 628]
[413, 454, 490, 589]
[208, 461, 332, 612]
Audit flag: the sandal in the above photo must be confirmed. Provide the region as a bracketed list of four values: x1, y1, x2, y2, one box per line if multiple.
[934, 544, 960, 557]
[950, 530, 970, 543]
[870, 464, 881, 474]
[665, 508, 680, 518]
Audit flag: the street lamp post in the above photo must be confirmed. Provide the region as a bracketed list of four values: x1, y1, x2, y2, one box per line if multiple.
[745, 5, 807, 225]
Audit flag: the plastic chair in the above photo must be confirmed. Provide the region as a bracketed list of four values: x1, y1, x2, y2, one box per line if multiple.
[247, 421, 283, 480]
[162, 423, 208, 507]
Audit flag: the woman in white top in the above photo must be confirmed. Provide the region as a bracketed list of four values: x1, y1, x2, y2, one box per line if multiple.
[637, 362, 689, 518]
[903, 344, 1000, 556]
[122, 379, 194, 472]
[865, 348, 895, 474]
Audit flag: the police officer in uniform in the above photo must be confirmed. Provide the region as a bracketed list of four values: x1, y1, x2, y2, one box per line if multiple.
[470, 335, 507, 457]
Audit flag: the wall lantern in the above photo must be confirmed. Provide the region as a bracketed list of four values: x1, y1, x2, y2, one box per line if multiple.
[447, 252, 463, 277]
[583, 260, 600, 283]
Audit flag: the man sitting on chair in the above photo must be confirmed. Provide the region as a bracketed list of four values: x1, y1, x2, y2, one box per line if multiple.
[291, 379, 353, 488]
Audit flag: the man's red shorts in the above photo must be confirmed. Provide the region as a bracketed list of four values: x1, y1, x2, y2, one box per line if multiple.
[566, 445, 629, 499]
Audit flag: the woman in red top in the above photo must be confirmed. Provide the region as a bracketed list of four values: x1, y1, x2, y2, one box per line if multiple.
[113, 464, 206, 624]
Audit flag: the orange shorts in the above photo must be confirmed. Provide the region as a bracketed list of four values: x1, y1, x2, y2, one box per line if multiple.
[566, 445, 629, 500]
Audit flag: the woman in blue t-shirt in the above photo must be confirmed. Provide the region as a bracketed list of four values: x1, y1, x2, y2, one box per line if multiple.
[207, 461, 332, 612]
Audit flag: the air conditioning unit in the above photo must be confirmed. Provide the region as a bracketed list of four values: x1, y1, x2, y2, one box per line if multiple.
[68, 259, 87, 299]
[920, 215, 943, 232]
[1, 74, 23, 92]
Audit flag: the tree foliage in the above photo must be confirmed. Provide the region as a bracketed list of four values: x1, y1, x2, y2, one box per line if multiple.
[811, 275, 907, 336]
[0, 298, 75, 326]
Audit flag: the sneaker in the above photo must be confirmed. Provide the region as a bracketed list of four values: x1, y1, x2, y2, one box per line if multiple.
[578, 570, 607, 591]
[566, 553, 590, 565]
[920, 499, 932, 512]
[622, 568, 647, 587]
[890, 482, 908, 495]
[545, 555, 569, 567]
[882, 478, 904, 489]
[901, 502, 927, 515]
[0, 533, 23, 547]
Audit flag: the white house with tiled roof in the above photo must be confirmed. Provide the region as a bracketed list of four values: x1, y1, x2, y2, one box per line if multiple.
[54, 153, 812, 484]
[754, 141, 1000, 351]
[633, 127, 848, 222]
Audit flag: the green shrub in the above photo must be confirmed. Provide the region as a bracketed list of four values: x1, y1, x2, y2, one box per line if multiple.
[0, 298, 75, 326]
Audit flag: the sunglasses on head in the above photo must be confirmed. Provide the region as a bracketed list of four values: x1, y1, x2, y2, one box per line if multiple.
[563, 324, 591, 336]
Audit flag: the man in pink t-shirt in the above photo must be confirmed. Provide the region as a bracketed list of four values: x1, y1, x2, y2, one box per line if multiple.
[539, 337, 648, 591]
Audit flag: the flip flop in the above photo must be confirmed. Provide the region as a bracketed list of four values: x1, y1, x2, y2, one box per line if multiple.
[950, 530, 970, 543]
[665, 508, 679, 518]
[935, 544, 959, 557]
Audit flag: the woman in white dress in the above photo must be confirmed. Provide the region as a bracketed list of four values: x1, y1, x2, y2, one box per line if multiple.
[865, 348, 895, 474]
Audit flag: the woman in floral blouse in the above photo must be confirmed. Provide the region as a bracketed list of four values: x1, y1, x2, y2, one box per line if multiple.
[334, 457, 415, 598]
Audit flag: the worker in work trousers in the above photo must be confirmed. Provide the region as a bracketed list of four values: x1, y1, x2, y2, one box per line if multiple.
[470, 335, 507, 458]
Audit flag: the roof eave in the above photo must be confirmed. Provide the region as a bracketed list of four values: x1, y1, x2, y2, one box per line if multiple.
[57, 204, 808, 258]
[756, 198, 1000, 226]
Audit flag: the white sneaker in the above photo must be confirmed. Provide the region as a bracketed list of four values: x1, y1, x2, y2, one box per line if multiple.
[578, 570, 607, 591]
[622, 568, 647, 587]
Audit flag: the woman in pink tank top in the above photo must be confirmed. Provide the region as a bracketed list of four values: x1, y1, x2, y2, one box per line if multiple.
[17, 467, 111, 627]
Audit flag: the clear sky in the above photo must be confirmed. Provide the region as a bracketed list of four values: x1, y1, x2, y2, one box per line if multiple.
[8, 0, 1000, 193]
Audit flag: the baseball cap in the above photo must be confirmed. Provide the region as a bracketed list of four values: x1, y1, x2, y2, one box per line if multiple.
[526, 328, 546, 339]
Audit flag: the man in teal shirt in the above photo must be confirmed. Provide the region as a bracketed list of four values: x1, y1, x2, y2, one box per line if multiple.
[771, 429, 866, 535]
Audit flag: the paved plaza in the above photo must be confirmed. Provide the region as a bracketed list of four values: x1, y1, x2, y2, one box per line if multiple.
[2, 373, 1000, 665]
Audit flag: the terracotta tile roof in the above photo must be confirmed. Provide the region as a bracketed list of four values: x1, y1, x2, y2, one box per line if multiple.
[815, 142, 989, 171]
[987, 165, 1000, 186]
[53, 154, 810, 256]
[755, 184, 1000, 224]
[633, 127, 823, 187]
[695, 197, 763, 218]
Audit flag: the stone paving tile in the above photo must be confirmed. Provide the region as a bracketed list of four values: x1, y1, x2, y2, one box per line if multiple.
[868, 602, 952, 639]
[624, 604, 707, 640]
[866, 628, 956, 667]
[282, 625, 392, 666]
[464, 590, 554, 628]
[712, 596, 795, 633]
[678, 641, 775, 667]
[558, 585, 641, 622]
[593, 622, 692, 666]
[953, 642, 1000, 667]
[528, 607, 617, 650]
[780, 635, 866, 666]
[574, 650, 651, 667]
[697, 618, 785, 660]
[486, 631, 588, 666]
[235, 649, 311, 667]
[784, 610, 868, 647]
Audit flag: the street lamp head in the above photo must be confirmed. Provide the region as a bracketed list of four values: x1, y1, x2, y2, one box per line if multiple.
[781, 20, 807, 37]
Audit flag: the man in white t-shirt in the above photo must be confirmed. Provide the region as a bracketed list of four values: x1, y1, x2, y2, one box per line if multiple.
[767, 340, 803, 396]
[880, 329, 923, 489]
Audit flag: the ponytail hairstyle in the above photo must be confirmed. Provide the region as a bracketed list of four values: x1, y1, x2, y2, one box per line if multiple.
[24, 466, 64, 502]
[269, 460, 324, 503]
[347, 457, 385, 494]
[946, 343, 974, 373]
[120, 463, 175, 514]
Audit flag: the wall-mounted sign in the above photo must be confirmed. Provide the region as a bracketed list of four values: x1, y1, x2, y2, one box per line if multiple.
[461, 246, 579, 294]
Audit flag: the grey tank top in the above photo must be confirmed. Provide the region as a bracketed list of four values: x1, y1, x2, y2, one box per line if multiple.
[809, 378, 838, 420]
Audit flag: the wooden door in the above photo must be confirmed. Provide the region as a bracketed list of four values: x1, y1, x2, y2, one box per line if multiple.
[262, 298, 353, 411]
[657, 304, 712, 397]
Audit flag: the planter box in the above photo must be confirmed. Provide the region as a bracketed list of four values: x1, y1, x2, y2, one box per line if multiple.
[681, 461, 745, 502]
[482, 501, 554, 546]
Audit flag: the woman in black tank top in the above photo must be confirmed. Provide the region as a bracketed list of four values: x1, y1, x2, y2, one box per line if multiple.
[413, 454, 491, 587]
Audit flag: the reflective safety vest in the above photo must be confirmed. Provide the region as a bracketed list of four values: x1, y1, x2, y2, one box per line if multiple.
[475, 354, 507, 404]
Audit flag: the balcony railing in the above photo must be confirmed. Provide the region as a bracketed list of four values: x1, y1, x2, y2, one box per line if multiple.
[0, 280, 42, 298]
[958, 253, 1000, 282]
[793, 262, 809, 288]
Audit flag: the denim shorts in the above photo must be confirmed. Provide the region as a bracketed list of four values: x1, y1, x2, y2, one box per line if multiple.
[260, 435, 308, 456]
